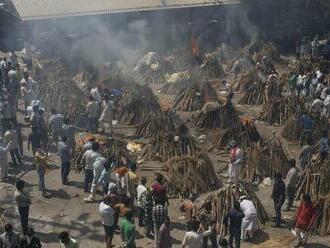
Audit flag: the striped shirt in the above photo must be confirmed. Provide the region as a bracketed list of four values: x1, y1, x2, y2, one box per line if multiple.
[49, 114, 63, 133]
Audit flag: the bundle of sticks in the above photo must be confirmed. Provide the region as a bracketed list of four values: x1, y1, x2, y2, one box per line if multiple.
[160, 153, 221, 198]
[200, 52, 226, 79]
[72, 135, 135, 172]
[258, 96, 304, 125]
[117, 85, 161, 125]
[238, 81, 268, 105]
[212, 119, 261, 149]
[141, 133, 198, 162]
[281, 117, 301, 142]
[295, 157, 330, 201]
[194, 101, 240, 129]
[202, 182, 269, 236]
[172, 80, 218, 111]
[234, 68, 259, 92]
[243, 40, 281, 63]
[136, 110, 187, 138]
[309, 194, 330, 235]
[242, 136, 290, 182]
[34, 60, 86, 121]
[159, 81, 188, 95]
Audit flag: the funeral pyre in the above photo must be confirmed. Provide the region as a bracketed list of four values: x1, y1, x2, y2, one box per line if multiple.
[212, 118, 260, 150]
[159, 153, 221, 198]
[242, 135, 290, 183]
[194, 101, 240, 129]
[141, 133, 198, 162]
[136, 110, 187, 138]
[172, 80, 219, 111]
[202, 182, 269, 236]
[117, 84, 161, 125]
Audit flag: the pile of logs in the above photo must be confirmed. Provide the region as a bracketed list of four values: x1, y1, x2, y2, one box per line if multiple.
[238, 81, 268, 105]
[234, 69, 259, 92]
[243, 40, 281, 63]
[310, 194, 330, 235]
[172, 81, 218, 111]
[296, 157, 330, 200]
[161, 153, 221, 198]
[117, 85, 161, 125]
[242, 136, 290, 182]
[35, 60, 87, 126]
[202, 182, 269, 236]
[200, 52, 226, 79]
[72, 135, 135, 172]
[195, 102, 239, 129]
[141, 133, 198, 162]
[159, 71, 190, 95]
[212, 119, 260, 149]
[136, 110, 187, 138]
[258, 96, 304, 125]
[281, 117, 301, 142]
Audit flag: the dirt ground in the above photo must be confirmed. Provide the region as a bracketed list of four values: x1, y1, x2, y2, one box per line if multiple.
[1, 75, 330, 248]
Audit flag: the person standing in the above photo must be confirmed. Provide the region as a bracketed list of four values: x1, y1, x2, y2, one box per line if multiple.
[152, 175, 169, 206]
[84, 156, 107, 202]
[153, 203, 168, 247]
[61, 118, 85, 154]
[20, 228, 42, 248]
[58, 232, 79, 248]
[137, 176, 147, 227]
[297, 113, 314, 147]
[99, 196, 115, 248]
[298, 137, 313, 172]
[14, 180, 31, 235]
[239, 196, 258, 241]
[98, 159, 112, 196]
[180, 194, 197, 231]
[20, 81, 31, 115]
[27, 127, 40, 158]
[35, 147, 49, 197]
[293, 193, 317, 247]
[223, 200, 245, 248]
[99, 95, 113, 133]
[115, 167, 129, 205]
[158, 216, 171, 248]
[285, 159, 299, 211]
[86, 96, 100, 133]
[228, 140, 243, 183]
[48, 108, 63, 145]
[4, 123, 22, 166]
[0, 223, 20, 247]
[144, 187, 154, 238]
[58, 136, 71, 185]
[199, 202, 217, 248]
[271, 172, 286, 227]
[120, 210, 136, 248]
[90, 85, 102, 104]
[81, 142, 100, 192]
[127, 162, 139, 209]
[319, 130, 329, 162]
[0, 140, 9, 181]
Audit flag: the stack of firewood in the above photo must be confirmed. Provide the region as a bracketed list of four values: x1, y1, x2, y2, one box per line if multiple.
[201, 182, 269, 236]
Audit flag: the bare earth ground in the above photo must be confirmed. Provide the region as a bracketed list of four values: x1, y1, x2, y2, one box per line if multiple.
[1, 74, 330, 247]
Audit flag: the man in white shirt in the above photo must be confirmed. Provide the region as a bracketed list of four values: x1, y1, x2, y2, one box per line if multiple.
[84, 156, 106, 202]
[0, 141, 10, 181]
[5, 123, 22, 166]
[81, 142, 101, 193]
[99, 195, 115, 248]
[137, 176, 147, 227]
[90, 85, 102, 104]
[86, 96, 100, 133]
[182, 221, 203, 248]
[239, 195, 258, 241]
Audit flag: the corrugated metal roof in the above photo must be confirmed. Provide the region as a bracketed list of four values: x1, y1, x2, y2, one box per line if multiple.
[10, 0, 242, 21]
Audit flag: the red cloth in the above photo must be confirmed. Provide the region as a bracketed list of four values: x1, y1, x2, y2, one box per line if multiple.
[152, 183, 167, 202]
[295, 202, 316, 230]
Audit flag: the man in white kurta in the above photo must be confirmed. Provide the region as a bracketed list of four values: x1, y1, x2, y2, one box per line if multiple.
[240, 196, 258, 240]
[228, 140, 243, 183]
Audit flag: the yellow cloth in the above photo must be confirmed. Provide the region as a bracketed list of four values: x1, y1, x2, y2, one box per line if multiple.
[35, 151, 48, 169]
[127, 171, 138, 196]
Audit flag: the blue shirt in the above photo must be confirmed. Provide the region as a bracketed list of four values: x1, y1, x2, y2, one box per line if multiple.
[299, 115, 313, 131]
[58, 141, 71, 163]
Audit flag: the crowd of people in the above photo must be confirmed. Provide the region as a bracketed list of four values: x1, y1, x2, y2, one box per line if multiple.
[0, 36, 329, 248]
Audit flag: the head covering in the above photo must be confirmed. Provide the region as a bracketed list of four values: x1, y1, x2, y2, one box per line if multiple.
[116, 167, 128, 177]
[229, 140, 237, 148]
[239, 195, 248, 201]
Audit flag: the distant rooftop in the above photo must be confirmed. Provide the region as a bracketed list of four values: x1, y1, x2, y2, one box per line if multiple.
[10, 0, 242, 21]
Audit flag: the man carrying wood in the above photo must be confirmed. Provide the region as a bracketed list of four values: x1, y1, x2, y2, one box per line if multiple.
[228, 140, 243, 184]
